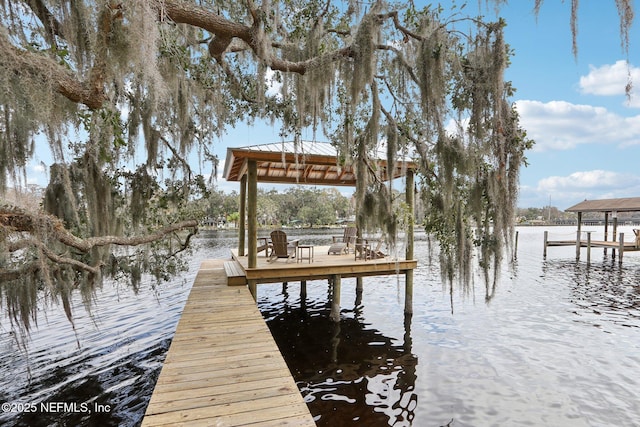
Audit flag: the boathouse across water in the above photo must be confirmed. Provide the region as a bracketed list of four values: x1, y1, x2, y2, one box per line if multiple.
[544, 196, 640, 263]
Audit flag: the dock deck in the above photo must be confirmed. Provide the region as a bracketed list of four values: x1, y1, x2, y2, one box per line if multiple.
[142, 259, 316, 426]
[545, 239, 639, 249]
[232, 245, 417, 285]
[544, 229, 640, 264]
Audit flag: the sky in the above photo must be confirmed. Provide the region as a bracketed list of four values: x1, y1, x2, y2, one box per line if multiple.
[492, 1, 640, 209]
[210, 1, 640, 210]
[23, 1, 640, 210]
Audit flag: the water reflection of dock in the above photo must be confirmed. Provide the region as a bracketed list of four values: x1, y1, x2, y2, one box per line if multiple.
[142, 259, 315, 426]
[262, 285, 418, 425]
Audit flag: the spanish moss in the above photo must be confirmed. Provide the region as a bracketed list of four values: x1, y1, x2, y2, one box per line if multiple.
[1, 0, 629, 335]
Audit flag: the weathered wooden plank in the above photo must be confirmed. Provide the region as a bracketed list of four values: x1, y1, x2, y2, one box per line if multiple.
[166, 337, 276, 353]
[145, 381, 302, 414]
[154, 363, 294, 387]
[161, 350, 279, 371]
[158, 358, 287, 384]
[163, 339, 279, 361]
[145, 394, 310, 425]
[148, 373, 302, 411]
[146, 376, 289, 405]
[224, 260, 247, 285]
[171, 351, 283, 369]
[163, 344, 280, 365]
[142, 260, 314, 427]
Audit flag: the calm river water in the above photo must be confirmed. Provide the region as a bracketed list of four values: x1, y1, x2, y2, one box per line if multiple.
[1, 226, 639, 426]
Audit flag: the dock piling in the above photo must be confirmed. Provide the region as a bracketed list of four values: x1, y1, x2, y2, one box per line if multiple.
[619, 233, 624, 265]
[330, 274, 341, 322]
[575, 230, 581, 261]
[248, 279, 257, 300]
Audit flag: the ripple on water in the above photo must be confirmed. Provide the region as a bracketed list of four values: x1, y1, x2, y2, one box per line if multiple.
[0, 234, 232, 426]
[2, 228, 640, 426]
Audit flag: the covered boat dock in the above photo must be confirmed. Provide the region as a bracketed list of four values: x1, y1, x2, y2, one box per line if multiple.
[144, 142, 419, 426]
[223, 141, 419, 314]
[544, 197, 640, 263]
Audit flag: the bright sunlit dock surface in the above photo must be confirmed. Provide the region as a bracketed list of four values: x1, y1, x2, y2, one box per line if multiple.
[142, 259, 316, 426]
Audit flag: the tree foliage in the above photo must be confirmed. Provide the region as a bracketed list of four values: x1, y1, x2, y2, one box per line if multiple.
[203, 187, 353, 227]
[4, 0, 629, 332]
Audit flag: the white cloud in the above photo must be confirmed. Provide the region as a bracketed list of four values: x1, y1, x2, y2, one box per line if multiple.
[579, 60, 640, 107]
[31, 163, 46, 173]
[538, 170, 637, 191]
[515, 99, 640, 151]
[580, 60, 631, 96]
[533, 170, 640, 208]
[265, 69, 283, 98]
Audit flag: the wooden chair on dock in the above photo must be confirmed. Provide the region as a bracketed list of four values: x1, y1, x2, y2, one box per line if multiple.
[328, 226, 357, 255]
[368, 239, 385, 259]
[634, 229, 640, 248]
[354, 238, 386, 260]
[268, 230, 298, 262]
[257, 236, 271, 257]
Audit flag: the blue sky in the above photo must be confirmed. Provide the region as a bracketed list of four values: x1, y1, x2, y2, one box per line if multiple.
[212, 1, 640, 210]
[24, 1, 640, 210]
[487, 1, 640, 209]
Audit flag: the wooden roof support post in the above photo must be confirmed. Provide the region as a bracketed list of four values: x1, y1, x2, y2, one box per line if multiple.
[239, 174, 247, 256]
[355, 176, 364, 294]
[405, 169, 415, 315]
[619, 233, 624, 265]
[248, 160, 258, 269]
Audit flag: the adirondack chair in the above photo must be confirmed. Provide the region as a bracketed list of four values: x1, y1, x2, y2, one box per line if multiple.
[368, 239, 385, 259]
[634, 229, 640, 248]
[328, 226, 357, 254]
[268, 230, 299, 262]
[257, 237, 270, 257]
[354, 238, 385, 260]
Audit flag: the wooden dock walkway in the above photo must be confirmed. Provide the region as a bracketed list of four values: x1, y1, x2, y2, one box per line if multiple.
[142, 259, 315, 427]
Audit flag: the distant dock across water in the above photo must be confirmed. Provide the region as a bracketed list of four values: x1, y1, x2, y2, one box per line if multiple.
[544, 197, 640, 264]
[543, 230, 640, 264]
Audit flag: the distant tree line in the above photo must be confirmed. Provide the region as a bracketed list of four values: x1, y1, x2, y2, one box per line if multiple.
[201, 187, 354, 228]
[516, 206, 640, 223]
[517, 206, 568, 222]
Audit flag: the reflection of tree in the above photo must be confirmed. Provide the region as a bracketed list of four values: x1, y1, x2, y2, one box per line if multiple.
[261, 286, 418, 426]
